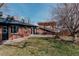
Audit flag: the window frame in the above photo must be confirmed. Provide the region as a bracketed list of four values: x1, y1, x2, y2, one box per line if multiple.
[3, 26, 8, 33]
[11, 25, 18, 33]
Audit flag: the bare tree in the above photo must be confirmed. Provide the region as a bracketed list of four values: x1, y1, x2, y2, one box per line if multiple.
[55, 3, 79, 41]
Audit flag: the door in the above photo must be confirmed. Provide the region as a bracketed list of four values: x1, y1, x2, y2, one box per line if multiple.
[2, 26, 8, 40]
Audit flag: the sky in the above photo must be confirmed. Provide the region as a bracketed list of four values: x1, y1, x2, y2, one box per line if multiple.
[0, 3, 57, 24]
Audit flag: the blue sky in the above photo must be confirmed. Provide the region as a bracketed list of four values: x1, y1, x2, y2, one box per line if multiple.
[0, 3, 57, 24]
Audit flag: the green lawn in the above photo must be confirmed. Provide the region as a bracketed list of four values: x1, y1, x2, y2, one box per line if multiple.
[0, 37, 79, 56]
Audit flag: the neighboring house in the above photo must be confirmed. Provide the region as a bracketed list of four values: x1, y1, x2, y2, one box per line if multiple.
[37, 21, 56, 35]
[37, 21, 71, 36]
[0, 14, 37, 41]
[38, 21, 56, 29]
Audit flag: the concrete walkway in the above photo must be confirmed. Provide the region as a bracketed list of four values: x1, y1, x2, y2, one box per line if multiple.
[30, 34, 54, 37]
[3, 36, 30, 45]
[3, 34, 54, 45]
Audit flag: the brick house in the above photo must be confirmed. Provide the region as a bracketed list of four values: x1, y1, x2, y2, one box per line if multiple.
[37, 21, 56, 35]
[37, 21, 71, 36]
[0, 14, 37, 41]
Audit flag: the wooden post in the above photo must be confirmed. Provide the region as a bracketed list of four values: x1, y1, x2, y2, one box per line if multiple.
[30, 27, 32, 34]
[33, 27, 36, 34]
[31, 27, 37, 34]
[35, 27, 37, 34]
[31, 27, 34, 34]
[35, 28, 37, 34]
[33, 27, 35, 34]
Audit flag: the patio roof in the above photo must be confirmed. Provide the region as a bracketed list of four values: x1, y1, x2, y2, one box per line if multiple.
[0, 17, 37, 27]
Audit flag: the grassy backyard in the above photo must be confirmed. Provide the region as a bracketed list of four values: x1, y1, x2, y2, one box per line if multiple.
[0, 37, 79, 56]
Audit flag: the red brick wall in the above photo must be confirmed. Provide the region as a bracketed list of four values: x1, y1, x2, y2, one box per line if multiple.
[36, 28, 53, 35]
[36, 28, 45, 34]
[9, 26, 31, 40]
[38, 21, 56, 27]
[37, 21, 56, 34]
[0, 25, 31, 40]
[0, 25, 2, 41]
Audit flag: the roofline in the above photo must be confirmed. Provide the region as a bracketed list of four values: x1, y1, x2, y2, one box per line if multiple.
[0, 22, 37, 27]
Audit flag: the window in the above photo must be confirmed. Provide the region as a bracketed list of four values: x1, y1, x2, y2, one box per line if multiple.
[3, 26, 8, 33]
[11, 26, 18, 33]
